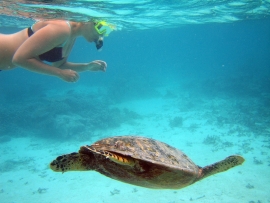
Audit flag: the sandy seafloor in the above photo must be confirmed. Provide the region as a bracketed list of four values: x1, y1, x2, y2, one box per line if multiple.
[0, 83, 269, 203]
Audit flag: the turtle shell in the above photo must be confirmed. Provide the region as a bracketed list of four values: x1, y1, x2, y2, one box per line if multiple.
[86, 136, 199, 174]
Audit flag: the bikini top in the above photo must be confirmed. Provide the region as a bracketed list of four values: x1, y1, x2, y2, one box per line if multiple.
[27, 21, 70, 62]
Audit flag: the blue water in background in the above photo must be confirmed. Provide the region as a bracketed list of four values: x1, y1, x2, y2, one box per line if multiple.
[1, 18, 270, 137]
[2, 19, 270, 84]
[2, 18, 270, 96]
[1, 18, 270, 139]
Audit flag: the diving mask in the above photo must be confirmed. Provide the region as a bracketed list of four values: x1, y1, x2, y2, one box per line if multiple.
[94, 21, 115, 37]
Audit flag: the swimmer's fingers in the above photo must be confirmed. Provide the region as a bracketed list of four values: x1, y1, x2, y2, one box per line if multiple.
[70, 70, 79, 82]
[90, 60, 107, 72]
[59, 69, 79, 82]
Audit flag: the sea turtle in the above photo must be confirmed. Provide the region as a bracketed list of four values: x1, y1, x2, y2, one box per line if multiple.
[50, 136, 244, 189]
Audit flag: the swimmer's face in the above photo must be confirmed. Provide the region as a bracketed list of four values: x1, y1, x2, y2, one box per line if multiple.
[85, 22, 102, 42]
[83, 22, 104, 51]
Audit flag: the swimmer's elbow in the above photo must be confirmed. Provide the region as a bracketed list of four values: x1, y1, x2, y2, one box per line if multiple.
[12, 54, 28, 67]
[12, 54, 21, 66]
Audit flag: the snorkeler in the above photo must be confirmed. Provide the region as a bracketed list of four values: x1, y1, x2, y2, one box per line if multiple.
[0, 20, 114, 82]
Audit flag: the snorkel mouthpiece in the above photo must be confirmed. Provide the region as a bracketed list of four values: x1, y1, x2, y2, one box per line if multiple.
[95, 38, 103, 51]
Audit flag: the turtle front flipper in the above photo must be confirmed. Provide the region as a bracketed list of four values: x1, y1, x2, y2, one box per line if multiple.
[198, 155, 245, 181]
[105, 151, 136, 166]
[50, 152, 94, 173]
[87, 147, 135, 167]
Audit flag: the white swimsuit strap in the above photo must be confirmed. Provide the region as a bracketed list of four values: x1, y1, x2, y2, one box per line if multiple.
[66, 21, 71, 30]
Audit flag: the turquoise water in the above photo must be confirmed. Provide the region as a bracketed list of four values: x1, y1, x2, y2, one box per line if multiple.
[0, 1, 270, 203]
[1, 0, 270, 28]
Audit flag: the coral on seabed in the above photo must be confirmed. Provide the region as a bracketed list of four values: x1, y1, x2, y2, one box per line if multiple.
[0, 90, 140, 140]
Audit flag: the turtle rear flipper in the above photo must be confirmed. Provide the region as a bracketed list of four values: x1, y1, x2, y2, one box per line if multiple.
[199, 155, 245, 180]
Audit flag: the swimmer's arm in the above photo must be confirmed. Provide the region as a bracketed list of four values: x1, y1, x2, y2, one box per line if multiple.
[12, 24, 77, 81]
[13, 57, 62, 76]
[13, 57, 78, 82]
[54, 59, 89, 72]
[55, 60, 107, 72]
[12, 24, 66, 73]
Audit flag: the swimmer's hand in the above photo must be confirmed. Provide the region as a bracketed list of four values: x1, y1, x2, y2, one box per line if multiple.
[59, 69, 80, 83]
[87, 60, 107, 72]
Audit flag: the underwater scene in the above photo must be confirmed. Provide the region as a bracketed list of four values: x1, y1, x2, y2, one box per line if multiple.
[0, 1, 270, 203]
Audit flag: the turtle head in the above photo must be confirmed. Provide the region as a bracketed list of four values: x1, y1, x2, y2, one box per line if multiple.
[50, 152, 95, 173]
